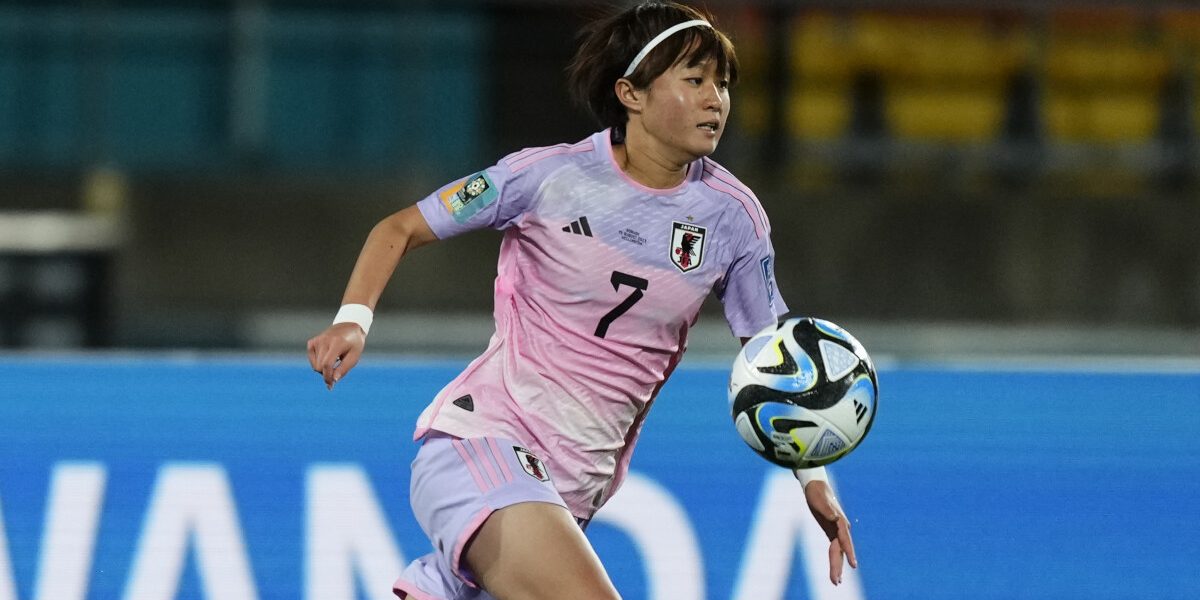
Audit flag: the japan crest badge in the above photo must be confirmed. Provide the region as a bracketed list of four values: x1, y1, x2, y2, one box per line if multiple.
[670, 221, 706, 273]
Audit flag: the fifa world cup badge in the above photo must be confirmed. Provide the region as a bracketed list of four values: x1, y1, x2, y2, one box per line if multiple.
[440, 172, 498, 224]
[670, 221, 706, 273]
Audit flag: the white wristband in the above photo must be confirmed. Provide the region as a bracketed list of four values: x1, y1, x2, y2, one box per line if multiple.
[332, 304, 373, 335]
[793, 466, 829, 488]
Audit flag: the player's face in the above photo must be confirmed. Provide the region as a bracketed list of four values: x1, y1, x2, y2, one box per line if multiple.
[641, 56, 730, 161]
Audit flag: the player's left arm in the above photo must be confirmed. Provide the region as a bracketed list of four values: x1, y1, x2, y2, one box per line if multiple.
[801, 474, 857, 585]
[728, 228, 855, 583]
[739, 336, 858, 585]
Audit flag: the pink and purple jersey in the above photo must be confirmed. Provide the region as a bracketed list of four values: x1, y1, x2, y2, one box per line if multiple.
[412, 129, 787, 520]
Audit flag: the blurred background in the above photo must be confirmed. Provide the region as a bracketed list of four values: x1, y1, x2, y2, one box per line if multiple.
[2, 0, 1199, 359]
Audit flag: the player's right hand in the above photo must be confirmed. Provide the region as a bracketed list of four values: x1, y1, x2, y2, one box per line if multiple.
[307, 323, 366, 390]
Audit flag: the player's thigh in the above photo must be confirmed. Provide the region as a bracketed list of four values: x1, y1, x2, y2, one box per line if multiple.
[465, 501, 620, 600]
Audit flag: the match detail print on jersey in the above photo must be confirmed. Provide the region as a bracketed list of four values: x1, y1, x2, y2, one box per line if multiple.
[670, 221, 706, 273]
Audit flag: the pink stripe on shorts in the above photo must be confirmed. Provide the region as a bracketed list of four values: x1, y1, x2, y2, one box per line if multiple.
[392, 431, 568, 600]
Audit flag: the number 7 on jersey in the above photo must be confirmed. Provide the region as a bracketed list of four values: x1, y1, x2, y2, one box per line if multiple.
[594, 271, 649, 338]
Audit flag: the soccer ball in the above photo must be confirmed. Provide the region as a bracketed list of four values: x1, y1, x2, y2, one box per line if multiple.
[728, 317, 878, 469]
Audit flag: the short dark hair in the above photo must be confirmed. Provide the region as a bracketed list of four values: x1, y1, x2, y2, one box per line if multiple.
[567, 2, 739, 138]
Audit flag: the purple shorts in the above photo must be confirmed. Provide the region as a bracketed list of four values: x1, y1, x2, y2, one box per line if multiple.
[392, 432, 568, 600]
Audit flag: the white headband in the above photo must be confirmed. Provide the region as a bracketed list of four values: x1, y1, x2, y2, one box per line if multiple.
[622, 19, 713, 78]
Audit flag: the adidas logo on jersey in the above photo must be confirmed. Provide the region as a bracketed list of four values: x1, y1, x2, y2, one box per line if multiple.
[561, 216, 593, 237]
[452, 394, 474, 412]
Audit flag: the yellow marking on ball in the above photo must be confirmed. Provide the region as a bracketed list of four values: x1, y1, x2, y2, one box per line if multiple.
[768, 339, 786, 368]
[789, 429, 808, 454]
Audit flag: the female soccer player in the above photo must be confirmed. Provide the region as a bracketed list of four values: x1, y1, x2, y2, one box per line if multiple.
[307, 2, 857, 598]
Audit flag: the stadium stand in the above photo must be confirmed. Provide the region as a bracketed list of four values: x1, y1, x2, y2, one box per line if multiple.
[854, 11, 1029, 143]
[1041, 10, 1170, 144]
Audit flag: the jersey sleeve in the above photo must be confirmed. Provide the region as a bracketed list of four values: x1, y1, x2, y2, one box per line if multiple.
[415, 157, 533, 239]
[717, 231, 789, 339]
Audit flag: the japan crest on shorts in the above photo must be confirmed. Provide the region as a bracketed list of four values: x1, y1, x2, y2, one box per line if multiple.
[670, 221, 706, 273]
[513, 446, 550, 482]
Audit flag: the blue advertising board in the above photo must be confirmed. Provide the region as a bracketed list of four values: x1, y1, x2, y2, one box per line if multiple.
[1, 356, 1198, 600]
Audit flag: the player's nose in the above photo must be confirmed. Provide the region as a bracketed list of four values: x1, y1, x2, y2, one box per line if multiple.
[701, 85, 724, 114]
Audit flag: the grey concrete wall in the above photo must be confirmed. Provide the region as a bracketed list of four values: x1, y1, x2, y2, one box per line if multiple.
[96, 172, 1199, 348]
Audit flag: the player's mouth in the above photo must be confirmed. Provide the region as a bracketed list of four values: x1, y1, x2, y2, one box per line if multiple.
[697, 120, 720, 135]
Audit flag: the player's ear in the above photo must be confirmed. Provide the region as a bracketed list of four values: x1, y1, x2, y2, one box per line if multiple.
[614, 77, 644, 113]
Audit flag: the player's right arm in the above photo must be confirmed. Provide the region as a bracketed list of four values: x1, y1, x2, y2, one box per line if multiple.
[307, 204, 438, 389]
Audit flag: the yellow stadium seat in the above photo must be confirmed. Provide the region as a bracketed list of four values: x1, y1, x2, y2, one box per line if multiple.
[1042, 12, 1170, 143]
[851, 12, 1029, 142]
[791, 12, 856, 80]
[787, 11, 857, 139]
[885, 86, 1009, 141]
[788, 82, 853, 140]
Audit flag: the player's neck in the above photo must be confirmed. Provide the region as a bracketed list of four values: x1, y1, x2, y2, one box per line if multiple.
[614, 126, 690, 190]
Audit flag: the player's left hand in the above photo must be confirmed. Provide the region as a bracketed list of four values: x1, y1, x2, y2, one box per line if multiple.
[803, 479, 857, 585]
